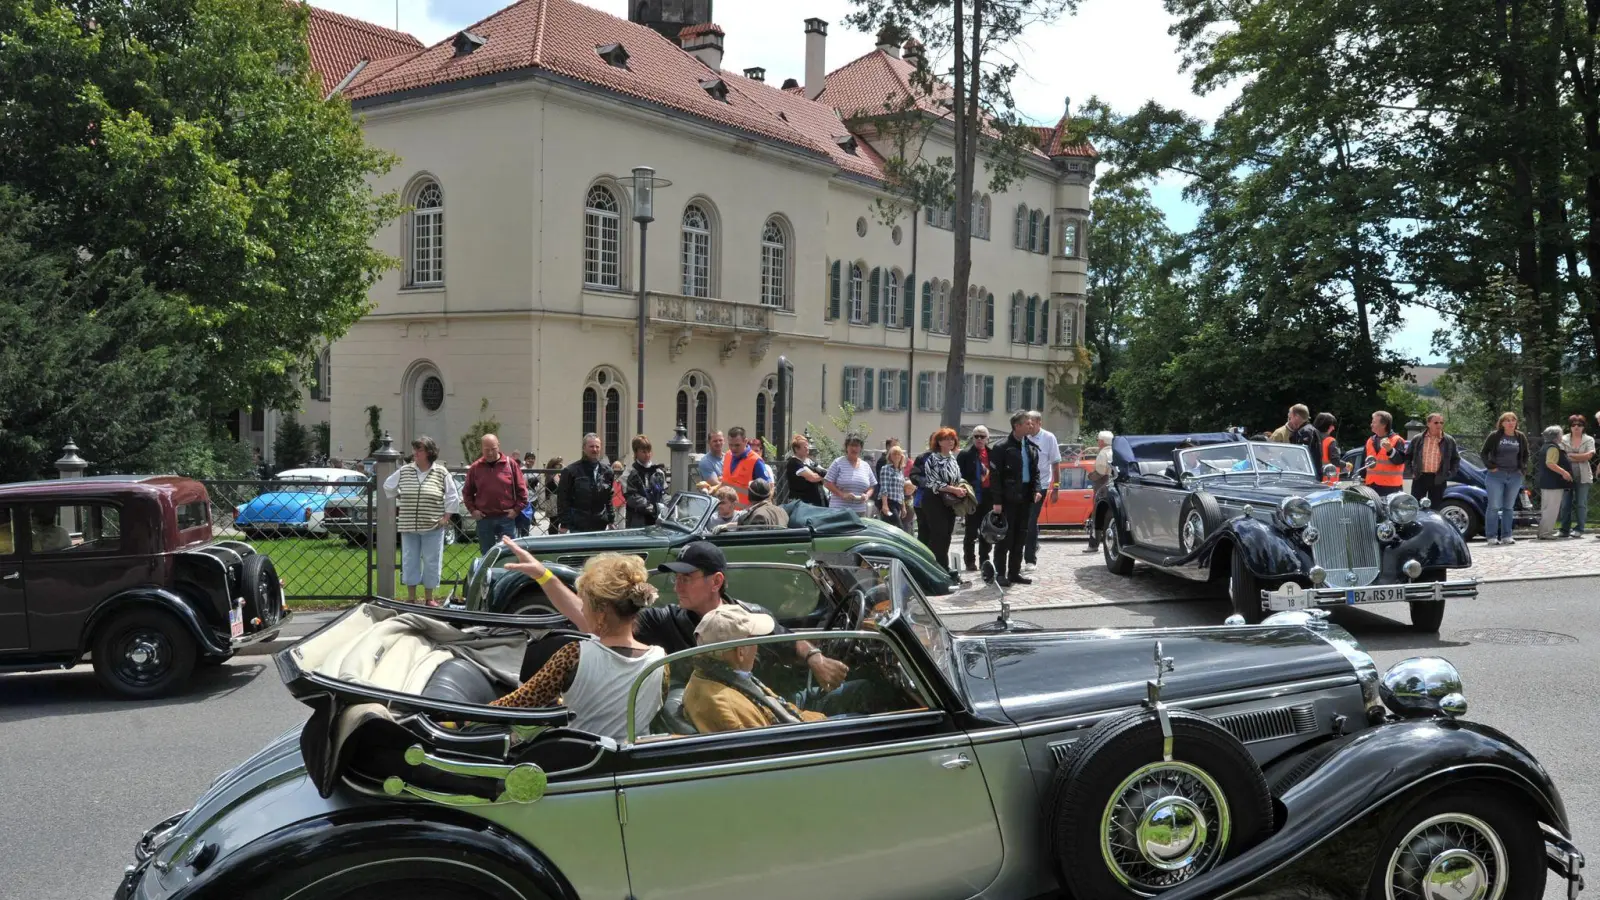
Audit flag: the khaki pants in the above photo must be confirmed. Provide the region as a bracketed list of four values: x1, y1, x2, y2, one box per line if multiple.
[1539, 488, 1566, 538]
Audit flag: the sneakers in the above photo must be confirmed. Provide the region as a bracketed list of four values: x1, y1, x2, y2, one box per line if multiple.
[1487, 538, 1501, 546]
[1504, 536, 1517, 545]
[1011, 575, 1034, 585]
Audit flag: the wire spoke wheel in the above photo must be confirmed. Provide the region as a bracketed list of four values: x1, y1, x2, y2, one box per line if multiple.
[1182, 511, 1207, 554]
[1100, 761, 1231, 894]
[1386, 813, 1506, 900]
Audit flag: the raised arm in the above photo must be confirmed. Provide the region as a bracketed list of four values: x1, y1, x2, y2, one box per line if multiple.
[498, 536, 592, 632]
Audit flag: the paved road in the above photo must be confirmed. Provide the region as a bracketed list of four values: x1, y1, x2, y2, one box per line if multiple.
[3, 580, 1593, 900]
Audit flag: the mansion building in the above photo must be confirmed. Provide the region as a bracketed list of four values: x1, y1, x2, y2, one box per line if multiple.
[299, 0, 1096, 465]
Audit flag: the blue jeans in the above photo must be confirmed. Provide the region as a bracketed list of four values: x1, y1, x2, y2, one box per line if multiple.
[400, 527, 446, 590]
[1485, 470, 1523, 540]
[1560, 482, 1591, 535]
[477, 515, 518, 554]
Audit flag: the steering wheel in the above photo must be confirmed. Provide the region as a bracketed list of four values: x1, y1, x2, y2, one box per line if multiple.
[825, 588, 870, 633]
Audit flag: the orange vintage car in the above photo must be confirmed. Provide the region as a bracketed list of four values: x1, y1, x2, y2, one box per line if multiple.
[1038, 459, 1097, 533]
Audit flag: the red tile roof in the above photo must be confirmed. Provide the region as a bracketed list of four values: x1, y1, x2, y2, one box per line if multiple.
[678, 23, 724, 38]
[722, 70, 887, 180]
[1034, 121, 1098, 159]
[302, 3, 423, 96]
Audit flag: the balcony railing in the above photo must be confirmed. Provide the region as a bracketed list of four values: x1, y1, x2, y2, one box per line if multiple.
[651, 291, 773, 333]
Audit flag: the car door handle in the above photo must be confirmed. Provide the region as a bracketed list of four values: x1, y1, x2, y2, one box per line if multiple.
[1, 572, 17, 581]
[940, 753, 973, 770]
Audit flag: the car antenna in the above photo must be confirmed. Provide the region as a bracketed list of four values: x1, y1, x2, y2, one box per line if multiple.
[966, 561, 1043, 634]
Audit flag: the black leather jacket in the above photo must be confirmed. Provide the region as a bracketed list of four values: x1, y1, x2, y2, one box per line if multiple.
[623, 461, 668, 528]
[987, 432, 1040, 506]
[557, 457, 615, 531]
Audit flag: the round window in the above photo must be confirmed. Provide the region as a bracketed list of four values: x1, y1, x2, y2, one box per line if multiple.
[892, 225, 903, 245]
[856, 217, 868, 237]
[421, 376, 444, 411]
[597, 370, 609, 385]
[688, 373, 700, 388]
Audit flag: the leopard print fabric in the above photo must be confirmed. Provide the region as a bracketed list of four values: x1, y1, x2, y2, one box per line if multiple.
[491, 641, 579, 708]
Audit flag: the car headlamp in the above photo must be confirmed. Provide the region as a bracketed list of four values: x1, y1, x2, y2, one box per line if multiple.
[1380, 657, 1466, 719]
[1278, 496, 1313, 529]
[1384, 492, 1420, 525]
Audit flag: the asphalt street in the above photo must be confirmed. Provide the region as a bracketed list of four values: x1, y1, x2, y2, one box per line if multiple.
[2, 579, 1594, 900]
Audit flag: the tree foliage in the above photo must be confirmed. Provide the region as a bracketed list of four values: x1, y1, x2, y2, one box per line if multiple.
[460, 398, 503, 467]
[0, 0, 398, 473]
[272, 412, 312, 472]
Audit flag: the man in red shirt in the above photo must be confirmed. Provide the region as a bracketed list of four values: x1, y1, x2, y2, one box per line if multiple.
[462, 433, 528, 554]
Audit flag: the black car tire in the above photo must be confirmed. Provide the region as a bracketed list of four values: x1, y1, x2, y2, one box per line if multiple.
[1408, 567, 1448, 633]
[334, 882, 490, 900]
[241, 553, 285, 630]
[1179, 492, 1225, 555]
[243, 859, 546, 900]
[1364, 787, 1545, 900]
[1101, 508, 1135, 576]
[1436, 499, 1481, 542]
[91, 607, 197, 699]
[1048, 708, 1273, 899]
[1227, 545, 1267, 624]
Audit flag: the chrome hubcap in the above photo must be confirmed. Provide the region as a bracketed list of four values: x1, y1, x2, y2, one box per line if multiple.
[1182, 511, 1206, 552]
[1386, 813, 1505, 900]
[1102, 762, 1230, 893]
[1440, 505, 1469, 536]
[127, 639, 159, 668]
[1106, 525, 1121, 560]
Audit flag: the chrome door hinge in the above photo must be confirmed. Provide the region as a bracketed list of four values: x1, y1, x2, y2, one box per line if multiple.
[617, 789, 628, 825]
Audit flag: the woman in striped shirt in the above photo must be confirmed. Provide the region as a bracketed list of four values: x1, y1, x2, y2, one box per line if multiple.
[824, 435, 878, 515]
[383, 436, 461, 606]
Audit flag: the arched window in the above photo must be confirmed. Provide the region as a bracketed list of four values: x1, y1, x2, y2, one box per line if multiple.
[584, 184, 622, 288]
[848, 263, 865, 323]
[966, 285, 982, 338]
[755, 373, 778, 443]
[1014, 204, 1029, 249]
[583, 366, 626, 462]
[1062, 219, 1080, 258]
[884, 269, 901, 327]
[309, 346, 332, 401]
[677, 371, 715, 451]
[1011, 291, 1026, 343]
[760, 218, 788, 308]
[681, 204, 712, 298]
[937, 280, 952, 334]
[1036, 298, 1050, 345]
[408, 179, 444, 286]
[979, 194, 992, 239]
[1027, 210, 1041, 253]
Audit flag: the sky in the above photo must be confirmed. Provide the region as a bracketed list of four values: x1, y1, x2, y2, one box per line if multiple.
[309, 0, 1446, 360]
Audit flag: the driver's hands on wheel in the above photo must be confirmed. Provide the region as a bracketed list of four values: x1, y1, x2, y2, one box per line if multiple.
[807, 652, 850, 692]
[498, 535, 547, 580]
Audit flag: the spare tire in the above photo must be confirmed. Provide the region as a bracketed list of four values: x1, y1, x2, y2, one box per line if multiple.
[241, 553, 285, 630]
[1178, 492, 1224, 555]
[1048, 707, 1273, 898]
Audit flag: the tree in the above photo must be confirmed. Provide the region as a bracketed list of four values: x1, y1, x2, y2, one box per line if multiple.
[844, 0, 1077, 428]
[0, 0, 398, 425]
[804, 404, 874, 467]
[272, 413, 312, 472]
[312, 420, 332, 460]
[365, 405, 384, 456]
[460, 399, 503, 467]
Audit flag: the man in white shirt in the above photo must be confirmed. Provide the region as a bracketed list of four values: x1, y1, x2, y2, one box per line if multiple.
[1024, 411, 1060, 571]
[1087, 431, 1115, 552]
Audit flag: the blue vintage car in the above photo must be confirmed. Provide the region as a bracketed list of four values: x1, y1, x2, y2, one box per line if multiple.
[1098, 434, 1477, 632]
[232, 467, 370, 539]
[1340, 447, 1538, 540]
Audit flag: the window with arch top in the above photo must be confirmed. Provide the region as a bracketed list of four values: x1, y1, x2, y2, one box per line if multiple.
[760, 218, 789, 309]
[582, 366, 626, 462]
[584, 184, 623, 289]
[676, 371, 715, 452]
[407, 179, 444, 287]
[681, 204, 712, 298]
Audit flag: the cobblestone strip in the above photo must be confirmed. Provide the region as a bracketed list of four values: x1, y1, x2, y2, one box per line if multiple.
[927, 534, 1600, 616]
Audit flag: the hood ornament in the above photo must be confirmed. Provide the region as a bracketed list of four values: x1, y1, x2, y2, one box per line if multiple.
[1144, 641, 1177, 761]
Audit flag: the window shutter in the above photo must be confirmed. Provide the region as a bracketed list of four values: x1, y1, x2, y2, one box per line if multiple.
[828, 260, 841, 320]
[917, 373, 928, 411]
[841, 368, 852, 407]
[921, 282, 933, 331]
[902, 280, 914, 329]
[868, 268, 881, 324]
[1039, 299, 1050, 345]
[863, 368, 875, 410]
[1042, 216, 1050, 255]
[1015, 206, 1026, 248]
[984, 376, 995, 412]
[985, 294, 994, 338]
[900, 371, 911, 411]
[1025, 296, 1037, 344]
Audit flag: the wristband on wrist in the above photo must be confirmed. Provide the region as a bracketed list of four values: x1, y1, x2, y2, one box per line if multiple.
[804, 648, 823, 662]
[535, 569, 555, 586]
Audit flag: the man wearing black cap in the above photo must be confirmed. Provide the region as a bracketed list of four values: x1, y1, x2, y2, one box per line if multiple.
[500, 537, 848, 688]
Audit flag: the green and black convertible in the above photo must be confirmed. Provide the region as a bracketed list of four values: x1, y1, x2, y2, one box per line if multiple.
[462, 492, 958, 620]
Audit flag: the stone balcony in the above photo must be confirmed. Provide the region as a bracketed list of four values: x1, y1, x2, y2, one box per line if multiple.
[635, 290, 775, 364]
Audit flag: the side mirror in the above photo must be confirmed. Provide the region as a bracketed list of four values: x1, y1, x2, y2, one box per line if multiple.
[1365, 455, 1378, 469]
[1322, 464, 1338, 481]
[980, 560, 997, 583]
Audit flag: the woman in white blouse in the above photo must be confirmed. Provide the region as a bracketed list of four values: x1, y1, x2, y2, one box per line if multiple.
[824, 435, 877, 515]
[382, 436, 461, 606]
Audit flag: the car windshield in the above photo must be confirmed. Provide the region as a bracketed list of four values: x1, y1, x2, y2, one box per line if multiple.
[893, 565, 955, 689]
[812, 556, 956, 689]
[1178, 442, 1315, 479]
[660, 492, 712, 531]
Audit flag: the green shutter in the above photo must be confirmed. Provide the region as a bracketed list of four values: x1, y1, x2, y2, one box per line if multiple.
[917, 372, 928, 411]
[829, 260, 841, 320]
[902, 280, 914, 329]
[868, 268, 881, 324]
[1042, 216, 1050, 255]
[841, 367, 851, 407]
[863, 369, 875, 410]
[921, 282, 933, 331]
[1039, 299, 1050, 345]
[1026, 295, 1038, 343]
[985, 294, 994, 338]
[900, 371, 911, 411]
[984, 376, 995, 412]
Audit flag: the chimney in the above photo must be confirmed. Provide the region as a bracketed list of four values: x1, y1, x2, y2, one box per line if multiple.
[680, 24, 725, 73]
[903, 38, 924, 69]
[804, 18, 828, 101]
[743, 66, 766, 82]
[875, 24, 904, 59]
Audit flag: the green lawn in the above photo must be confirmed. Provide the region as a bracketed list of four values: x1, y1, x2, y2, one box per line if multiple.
[243, 535, 479, 608]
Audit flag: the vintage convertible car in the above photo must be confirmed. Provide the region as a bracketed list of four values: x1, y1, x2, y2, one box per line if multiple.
[1096, 434, 1478, 631]
[114, 554, 1584, 900]
[1339, 446, 1539, 541]
[460, 491, 958, 618]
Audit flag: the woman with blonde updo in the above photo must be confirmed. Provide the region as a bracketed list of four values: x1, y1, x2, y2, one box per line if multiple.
[491, 548, 666, 740]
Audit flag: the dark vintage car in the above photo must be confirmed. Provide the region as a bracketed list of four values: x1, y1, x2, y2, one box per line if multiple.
[0, 475, 289, 698]
[114, 555, 1583, 900]
[1340, 445, 1539, 541]
[1097, 434, 1477, 631]
[461, 491, 958, 618]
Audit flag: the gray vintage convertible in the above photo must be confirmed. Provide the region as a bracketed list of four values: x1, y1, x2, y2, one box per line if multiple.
[115, 554, 1582, 900]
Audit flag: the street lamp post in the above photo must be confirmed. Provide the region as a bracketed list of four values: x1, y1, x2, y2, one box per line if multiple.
[631, 166, 672, 437]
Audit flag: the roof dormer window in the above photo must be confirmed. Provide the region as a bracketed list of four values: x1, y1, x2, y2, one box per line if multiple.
[700, 77, 729, 103]
[452, 30, 486, 56]
[834, 134, 859, 155]
[596, 42, 630, 69]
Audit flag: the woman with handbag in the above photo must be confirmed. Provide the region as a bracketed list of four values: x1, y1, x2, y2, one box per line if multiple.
[912, 428, 966, 576]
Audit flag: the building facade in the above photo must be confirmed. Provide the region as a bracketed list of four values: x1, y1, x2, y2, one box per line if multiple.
[305, 0, 1096, 465]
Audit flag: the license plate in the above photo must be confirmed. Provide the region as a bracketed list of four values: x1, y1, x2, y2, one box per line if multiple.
[229, 605, 244, 638]
[1345, 586, 1406, 604]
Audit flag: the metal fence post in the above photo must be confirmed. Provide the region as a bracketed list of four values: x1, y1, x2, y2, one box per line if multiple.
[667, 422, 692, 495]
[56, 439, 88, 534]
[373, 432, 401, 599]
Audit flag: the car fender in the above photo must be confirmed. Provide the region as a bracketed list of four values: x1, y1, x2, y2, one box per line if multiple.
[80, 587, 230, 658]
[1158, 718, 1569, 900]
[1216, 516, 1309, 581]
[487, 563, 581, 619]
[1440, 482, 1486, 516]
[1386, 510, 1472, 573]
[165, 807, 577, 900]
[1095, 488, 1131, 543]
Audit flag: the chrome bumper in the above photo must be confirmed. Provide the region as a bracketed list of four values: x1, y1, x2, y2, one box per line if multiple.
[1548, 828, 1586, 900]
[1262, 578, 1478, 612]
[229, 609, 291, 649]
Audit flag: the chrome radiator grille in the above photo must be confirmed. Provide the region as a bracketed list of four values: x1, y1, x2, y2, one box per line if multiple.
[1310, 497, 1380, 583]
[1215, 703, 1318, 744]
